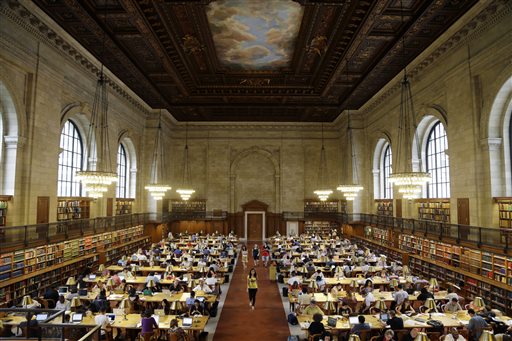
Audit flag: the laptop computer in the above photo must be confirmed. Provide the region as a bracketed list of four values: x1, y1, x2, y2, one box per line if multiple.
[151, 315, 160, 326]
[349, 316, 360, 325]
[36, 314, 48, 321]
[197, 297, 205, 303]
[106, 314, 116, 322]
[78, 289, 88, 296]
[58, 286, 68, 294]
[154, 274, 162, 281]
[380, 313, 389, 322]
[89, 274, 96, 280]
[72, 313, 83, 323]
[182, 317, 193, 327]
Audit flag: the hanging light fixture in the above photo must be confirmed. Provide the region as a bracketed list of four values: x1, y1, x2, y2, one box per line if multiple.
[176, 123, 195, 201]
[145, 111, 171, 200]
[337, 58, 363, 201]
[388, 1, 430, 198]
[76, 9, 116, 198]
[314, 123, 332, 201]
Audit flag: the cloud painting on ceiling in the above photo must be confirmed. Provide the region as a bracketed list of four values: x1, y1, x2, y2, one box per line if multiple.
[206, 0, 304, 70]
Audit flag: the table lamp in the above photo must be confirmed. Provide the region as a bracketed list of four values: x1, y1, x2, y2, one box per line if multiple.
[374, 300, 387, 312]
[118, 299, 129, 320]
[98, 264, 105, 273]
[147, 279, 156, 288]
[165, 265, 173, 273]
[414, 332, 429, 341]
[348, 334, 361, 341]
[390, 279, 399, 288]
[424, 298, 437, 315]
[349, 280, 358, 288]
[310, 279, 319, 291]
[131, 264, 139, 272]
[368, 266, 375, 274]
[479, 330, 495, 341]
[66, 276, 76, 286]
[301, 266, 308, 275]
[429, 278, 439, 290]
[70, 297, 82, 308]
[106, 278, 115, 288]
[21, 295, 33, 308]
[473, 297, 485, 308]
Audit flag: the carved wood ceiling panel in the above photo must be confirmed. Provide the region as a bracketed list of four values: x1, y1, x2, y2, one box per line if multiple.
[32, 0, 478, 122]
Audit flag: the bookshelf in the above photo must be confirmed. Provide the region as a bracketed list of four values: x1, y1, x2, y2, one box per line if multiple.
[375, 199, 393, 216]
[304, 199, 339, 213]
[416, 198, 450, 222]
[57, 198, 91, 221]
[304, 221, 339, 236]
[0, 196, 10, 226]
[339, 200, 347, 214]
[0, 225, 148, 307]
[495, 197, 512, 229]
[116, 198, 134, 215]
[171, 199, 206, 213]
[364, 226, 393, 248]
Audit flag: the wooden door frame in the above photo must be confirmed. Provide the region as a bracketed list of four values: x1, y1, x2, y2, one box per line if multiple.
[244, 211, 266, 240]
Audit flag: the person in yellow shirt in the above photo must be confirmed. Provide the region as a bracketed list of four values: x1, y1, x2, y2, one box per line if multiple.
[247, 268, 258, 310]
[302, 299, 324, 316]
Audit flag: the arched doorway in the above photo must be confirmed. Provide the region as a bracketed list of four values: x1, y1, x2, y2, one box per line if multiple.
[242, 200, 268, 241]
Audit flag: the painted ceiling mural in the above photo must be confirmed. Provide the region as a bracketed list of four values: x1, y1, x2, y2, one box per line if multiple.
[206, 0, 304, 70]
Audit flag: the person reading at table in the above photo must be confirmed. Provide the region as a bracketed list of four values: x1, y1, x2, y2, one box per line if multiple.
[402, 328, 419, 341]
[308, 313, 331, 341]
[169, 279, 184, 293]
[193, 279, 212, 294]
[94, 308, 110, 340]
[349, 315, 371, 336]
[168, 319, 187, 341]
[18, 312, 41, 339]
[386, 310, 403, 331]
[302, 299, 324, 316]
[445, 327, 466, 341]
[378, 329, 395, 341]
[467, 309, 488, 341]
[55, 295, 70, 310]
[392, 284, 409, 310]
[141, 309, 159, 340]
[444, 297, 463, 313]
[417, 287, 434, 302]
[188, 299, 206, 317]
[396, 298, 415, 315]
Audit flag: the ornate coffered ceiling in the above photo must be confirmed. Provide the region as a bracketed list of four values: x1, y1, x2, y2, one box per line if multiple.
[32, 0, 478, 122]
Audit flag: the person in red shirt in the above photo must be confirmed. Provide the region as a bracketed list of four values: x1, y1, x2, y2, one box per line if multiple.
[261, 249, 270, 268]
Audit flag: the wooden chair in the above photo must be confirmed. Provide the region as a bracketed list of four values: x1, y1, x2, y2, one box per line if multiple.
[427, 332, 441, 341]
[360, 330, 371, 341]
[396, 329, 410, 341]
[308, 333, 323, 341]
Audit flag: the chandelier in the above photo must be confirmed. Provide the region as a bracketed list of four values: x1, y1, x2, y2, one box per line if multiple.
[76, 66, 117, 198]
[145, 111, 171, 200]
[337, 59, 363, 201]
[314, 123, 332, 201]
[176, 123, 195, 201]
[388, 3, 430, 198]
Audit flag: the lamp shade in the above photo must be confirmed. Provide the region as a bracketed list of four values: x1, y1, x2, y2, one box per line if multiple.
[166, 265, 173, 273]
[374, 300, 387, 311]
[170, 301, 178, 310]
[106, 278, 115, 287]
[479, 330, 495, 341]
[348, 334, 361, 341]
[424, 298, 437, 311]
[414, 332, 429, 341]
[335, 266, 343, 274]
[390, 279, 399, 288]
[118, 298, 129, 310]
[473, 297, 485, 308]
[402, 266, 410, 275]
[301, 266, 308, 274]
[70, 297, 82, 308]
[147, 280, 156, 288]
[349, 280, 358, 288]
[98, 264, 105, 272]
[429, 278, 439, 287]
[311, 280, 319, 290]
[66, 277, 76, 286]
[368, 266, 375, 273]
[21, 295, 33, 307]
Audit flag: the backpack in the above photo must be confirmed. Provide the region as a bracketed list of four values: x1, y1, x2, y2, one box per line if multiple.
[287, 313, 298, 325]
[209, 301, 219, 317]
[426, 319, 444, 332]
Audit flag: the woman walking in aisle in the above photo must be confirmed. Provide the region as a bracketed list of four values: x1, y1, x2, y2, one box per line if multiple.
[252, 244, 260, 267]
[247, 268, 258, 310]
[241, 245, 248, 269]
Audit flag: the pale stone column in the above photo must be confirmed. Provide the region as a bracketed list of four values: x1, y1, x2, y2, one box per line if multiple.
[3, 135, 25, 194]
[230, 174, 236, 213]
[275, 174, 281, 213]
[372, 169, 380, 199]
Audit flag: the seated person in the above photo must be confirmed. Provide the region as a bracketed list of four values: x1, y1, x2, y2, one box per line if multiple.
[338, 301, 352, 316]
[186, 291, 196, 309]
[402, 328, 420, 341]
[55, 295, 70, 310]
[386, 310, 404, 331]
[396, 298, 416, 314]
[467, 309, 488, 341]
[444, 298, 463, 313]
[192, 279, 212, 294]
[349, 315, 371, 336]
[417, 287, 434, 302]
[378, 329, 395, 341]
[362, 291, 376, 313]
[169, 279, 184, 293]
[298, 288, 312, 306]
[140, 309, 158, 338]
[302, 299, 324, 316]
[94, 307, 110, 339]
[445, 327, 466, 341]
[18, 313, 40, 338]
[330, 283, 343, 297]
[308, 313, 331, 341]
[168, 319, 187, 341]
[66, 287, 80, 301]
[188, 299, 206, 317]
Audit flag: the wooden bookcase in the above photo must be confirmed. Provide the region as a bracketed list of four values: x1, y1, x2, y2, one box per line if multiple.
[115, 198, 134, 215]
[375, 199, 393, 216]
[57, 198, 91, 221]
[0, 196, 11, 226]
[0, 225, 148, 307]
[416, 198, 450, 222]
[339, 200, 347, 214]
[304, 221, 339, 236]
[171, 199, 206, 213]
[495, 197, 512, 228]
[304, 199, 339, 213]
[364, 226, 393, 248]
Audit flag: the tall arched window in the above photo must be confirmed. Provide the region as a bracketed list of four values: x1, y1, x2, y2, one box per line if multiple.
[426, 121, 450, 198]
[116, 143, 128, 198]
[58, 120, 83, 196]
[382, 144, 393, 199]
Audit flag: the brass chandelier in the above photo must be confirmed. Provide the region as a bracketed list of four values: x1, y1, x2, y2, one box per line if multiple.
[145, 112, 171, 200]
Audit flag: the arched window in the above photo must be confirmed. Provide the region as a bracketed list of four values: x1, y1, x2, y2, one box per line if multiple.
[426, 121, 450, 198]
[58, 120, 83, 196]
[382, 144, 393, 199]
[116, 143, 128, 198]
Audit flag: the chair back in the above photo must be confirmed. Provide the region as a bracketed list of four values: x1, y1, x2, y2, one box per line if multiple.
[359, 330, 370, 341]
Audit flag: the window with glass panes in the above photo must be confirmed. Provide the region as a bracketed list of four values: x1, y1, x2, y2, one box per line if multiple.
[58, 120, 83, 196]
[383, 144, 393, 199]
[426, 121, 450, 198]
[116, 144, 128, 198]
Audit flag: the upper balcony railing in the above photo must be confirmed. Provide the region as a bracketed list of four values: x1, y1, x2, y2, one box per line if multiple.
[283, 211, 512, 253]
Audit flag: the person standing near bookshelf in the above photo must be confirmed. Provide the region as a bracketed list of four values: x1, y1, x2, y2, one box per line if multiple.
[247, 268, 258, 310]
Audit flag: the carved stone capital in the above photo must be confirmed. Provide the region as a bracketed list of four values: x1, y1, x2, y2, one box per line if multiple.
[4, 135, 26, 149]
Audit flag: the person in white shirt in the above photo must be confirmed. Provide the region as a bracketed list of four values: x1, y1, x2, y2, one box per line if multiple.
[287, 272, 302, 286]
[445, 328, 466, 341]
[364, 291, 376, 312]
[55, 295, 70, 310]
[192, 279, 212, 293]
[444, 298, 463, 313]
[205, 273, 217, 287]
[94, 308, 110, 337]
[25, 297, 41, 309]
[445, 288, 459, 302]
[392, 284, 409, 306]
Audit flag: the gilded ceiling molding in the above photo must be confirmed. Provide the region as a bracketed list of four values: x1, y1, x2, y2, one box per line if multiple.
[0, 1, 151, 118]
[361, 0, 511, 117]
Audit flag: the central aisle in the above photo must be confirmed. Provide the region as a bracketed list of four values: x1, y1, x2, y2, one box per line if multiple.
[213, 248, 290, 340]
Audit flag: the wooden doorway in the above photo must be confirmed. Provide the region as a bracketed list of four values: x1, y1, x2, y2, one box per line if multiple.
[247, 213, 263, 241]
[36, 196, 49, 224]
